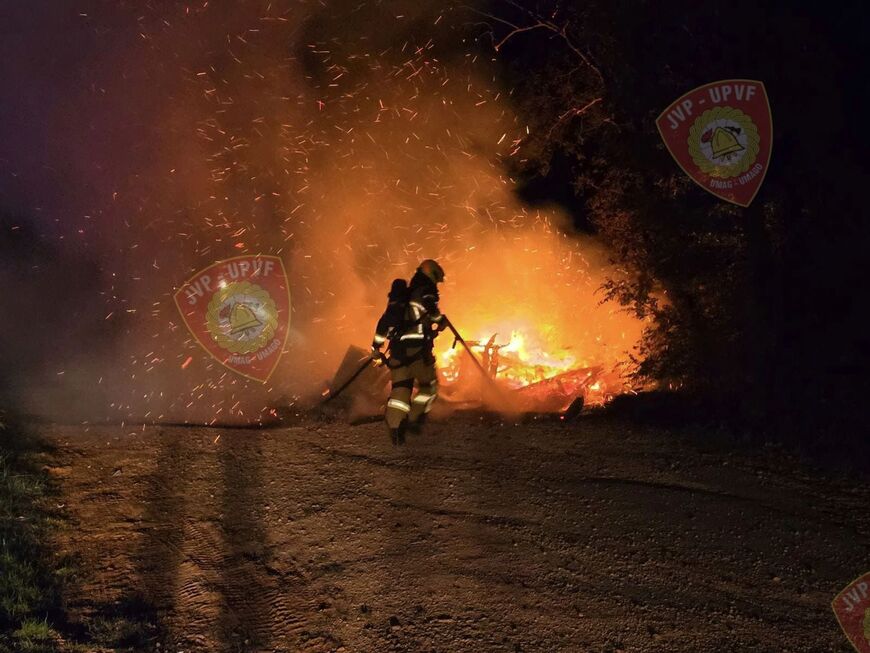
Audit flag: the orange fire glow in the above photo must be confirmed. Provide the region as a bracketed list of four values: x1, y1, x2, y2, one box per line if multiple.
[424, 220, 645, 411]
[439, 329, 579, 388]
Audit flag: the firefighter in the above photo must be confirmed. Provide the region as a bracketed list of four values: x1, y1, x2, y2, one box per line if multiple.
[371, 259, 446, 445]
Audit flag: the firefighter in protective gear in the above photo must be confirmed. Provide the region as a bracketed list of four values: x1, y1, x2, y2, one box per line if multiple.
[371, 259, 446, 445]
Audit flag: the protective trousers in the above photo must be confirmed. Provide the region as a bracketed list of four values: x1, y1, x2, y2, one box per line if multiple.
[385, 356, 438, 429]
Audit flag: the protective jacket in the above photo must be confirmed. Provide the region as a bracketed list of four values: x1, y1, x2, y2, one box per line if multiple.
[371, 271, 444, 354]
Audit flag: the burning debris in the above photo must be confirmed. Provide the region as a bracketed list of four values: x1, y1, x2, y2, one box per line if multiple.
[325, 325, 631, 419]
[438, 329, 627, 412]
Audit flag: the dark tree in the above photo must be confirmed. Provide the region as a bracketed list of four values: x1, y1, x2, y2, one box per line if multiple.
[482, 0, 870, 457]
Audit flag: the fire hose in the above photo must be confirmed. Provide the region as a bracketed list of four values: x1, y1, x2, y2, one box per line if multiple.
[320, 353, 384, 405]
[443, 317, 500, 390]
[321, 317, 500, 406]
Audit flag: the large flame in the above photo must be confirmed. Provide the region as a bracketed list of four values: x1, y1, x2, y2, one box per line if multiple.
[1, 1, 646, 423]
[429, 218, 644, 410]
[439, 329, 580, 388]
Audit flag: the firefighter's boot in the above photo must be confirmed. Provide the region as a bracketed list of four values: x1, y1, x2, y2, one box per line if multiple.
[388, 421, 407, 446]
[406, 413, 427, 435]
[386, 372, 413, 445]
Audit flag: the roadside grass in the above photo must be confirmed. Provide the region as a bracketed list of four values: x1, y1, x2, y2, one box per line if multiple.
[82, 595, 160, 650]
[1, 418, 161, 652]
[0, 419, 64, 653]
[12, 618, 53, 651]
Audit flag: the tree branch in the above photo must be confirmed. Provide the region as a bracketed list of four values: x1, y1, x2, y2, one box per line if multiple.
[489, 0, 603, 82]
[547, 97, 603, 138]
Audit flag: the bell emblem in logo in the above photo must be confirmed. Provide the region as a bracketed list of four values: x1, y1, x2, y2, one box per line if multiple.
[229, 302, 261, 335]
[709, 126, 744, 159]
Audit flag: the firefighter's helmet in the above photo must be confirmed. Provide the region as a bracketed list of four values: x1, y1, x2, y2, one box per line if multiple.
[418, 259, 445, 283]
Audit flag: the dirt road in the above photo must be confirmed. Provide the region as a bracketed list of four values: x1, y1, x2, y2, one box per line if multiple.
[39, 416, 869, 652]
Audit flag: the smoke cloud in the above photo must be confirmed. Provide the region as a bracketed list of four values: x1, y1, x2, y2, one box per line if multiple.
[0, 1, 642, 423]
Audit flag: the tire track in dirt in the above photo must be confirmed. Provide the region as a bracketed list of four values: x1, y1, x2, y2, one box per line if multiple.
[214, 431, 341, 652]
[223, 428, 351, 652]
[136, 429, 205, 645]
